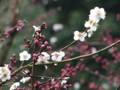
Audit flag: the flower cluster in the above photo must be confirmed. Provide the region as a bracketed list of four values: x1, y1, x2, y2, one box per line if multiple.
[74, 7, 106, 41]
[0, 65, 11, 82]
[85, 7, 106, 35]
[18, 24, 65, 65]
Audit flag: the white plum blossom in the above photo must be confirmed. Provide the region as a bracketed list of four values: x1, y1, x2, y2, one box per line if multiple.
[89, 7, 106, 22]
[53, 24, 63, 32]
[84, 20, 98, 31]
[37, 52, 50, 63]
[74, 31, 87, 41]
[10, 82, 20, 90]
[51, 51, 65, 62]
[82, 7, 106, 39]
[73, 82, 81, 90]
[61, 77, 69, 85]
[33, 25, 41, 31]
[87, 29, 93, 37]
[20, 77, 31, 83]
[0, 65, 11, 82]
[19, 51, 31, 61]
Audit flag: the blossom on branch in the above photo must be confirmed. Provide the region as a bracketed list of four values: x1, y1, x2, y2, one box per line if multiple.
[37, 52, 50, 63]
[74, 31, 87, 41]
[0, 65, 11, 82]
[51, 51, 65, 62]
[20, 77, 31, 83]
[84, 20, 98, 31]
[89, 7, 106, 22]
[10, 82, 20, 90]
[19, 51, 31, 61]
[84, 7, 106, 38]
[87, 29, 94, 37]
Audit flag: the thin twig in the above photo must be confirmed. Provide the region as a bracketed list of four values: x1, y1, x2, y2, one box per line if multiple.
[31, 60, 35, 90]
[50, 67, 75, 89]
[60, 41, 76, 51]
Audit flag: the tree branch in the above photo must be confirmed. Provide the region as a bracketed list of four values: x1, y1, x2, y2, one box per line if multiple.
[11, 40, 120, 76]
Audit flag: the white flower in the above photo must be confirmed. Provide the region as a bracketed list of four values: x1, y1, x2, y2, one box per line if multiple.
[19, 51, 31, 61]
[37, 52, 50, 63]
[0, 65, 11, 82]
[73, 82, 81, 90]
[53, 24, 63, 31]
[10, 82, 20, 90]
[74, 31, 87, 41]
[51, 51, 65, 62]
[20, 77, 31, 83]
[33, 25, 41, 31]
[84, 20, 98, 31]
[61, 77, 69, 85]
[50, 37, 58, 44]
[87, 29, 93, 37]
[89, 7, 106, 22]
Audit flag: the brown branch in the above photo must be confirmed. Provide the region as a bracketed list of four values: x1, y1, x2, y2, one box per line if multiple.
[31, 61, 35, 90]
[11, 39, 120, 76]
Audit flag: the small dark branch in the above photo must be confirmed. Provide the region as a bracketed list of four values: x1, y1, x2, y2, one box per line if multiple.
[50, 67, 74, 89]
[60, 41, 76, 51]
[31, 61, 35, 90]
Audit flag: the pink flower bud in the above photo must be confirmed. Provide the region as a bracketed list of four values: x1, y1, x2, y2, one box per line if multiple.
[9, 57, 13, 61]
[24, 45, 29, 48]
[41, 35, 45, 38]
[46, 46, 52, 50]
[41, 44, 46, 49]
[44, 41, 49, 45]
[34, 39, 39, 44]
[34, 84, 37, 87]
[33, 54, 37, 57]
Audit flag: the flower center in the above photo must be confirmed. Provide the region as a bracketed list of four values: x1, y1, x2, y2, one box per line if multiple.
[3, 73, 8, 78]
[23, 55, 27, 59]
[55, 54, 60, 57]
[92, 22, 97, 27]
[78, 32, 83, 37]
[89, 20, 94, 24]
